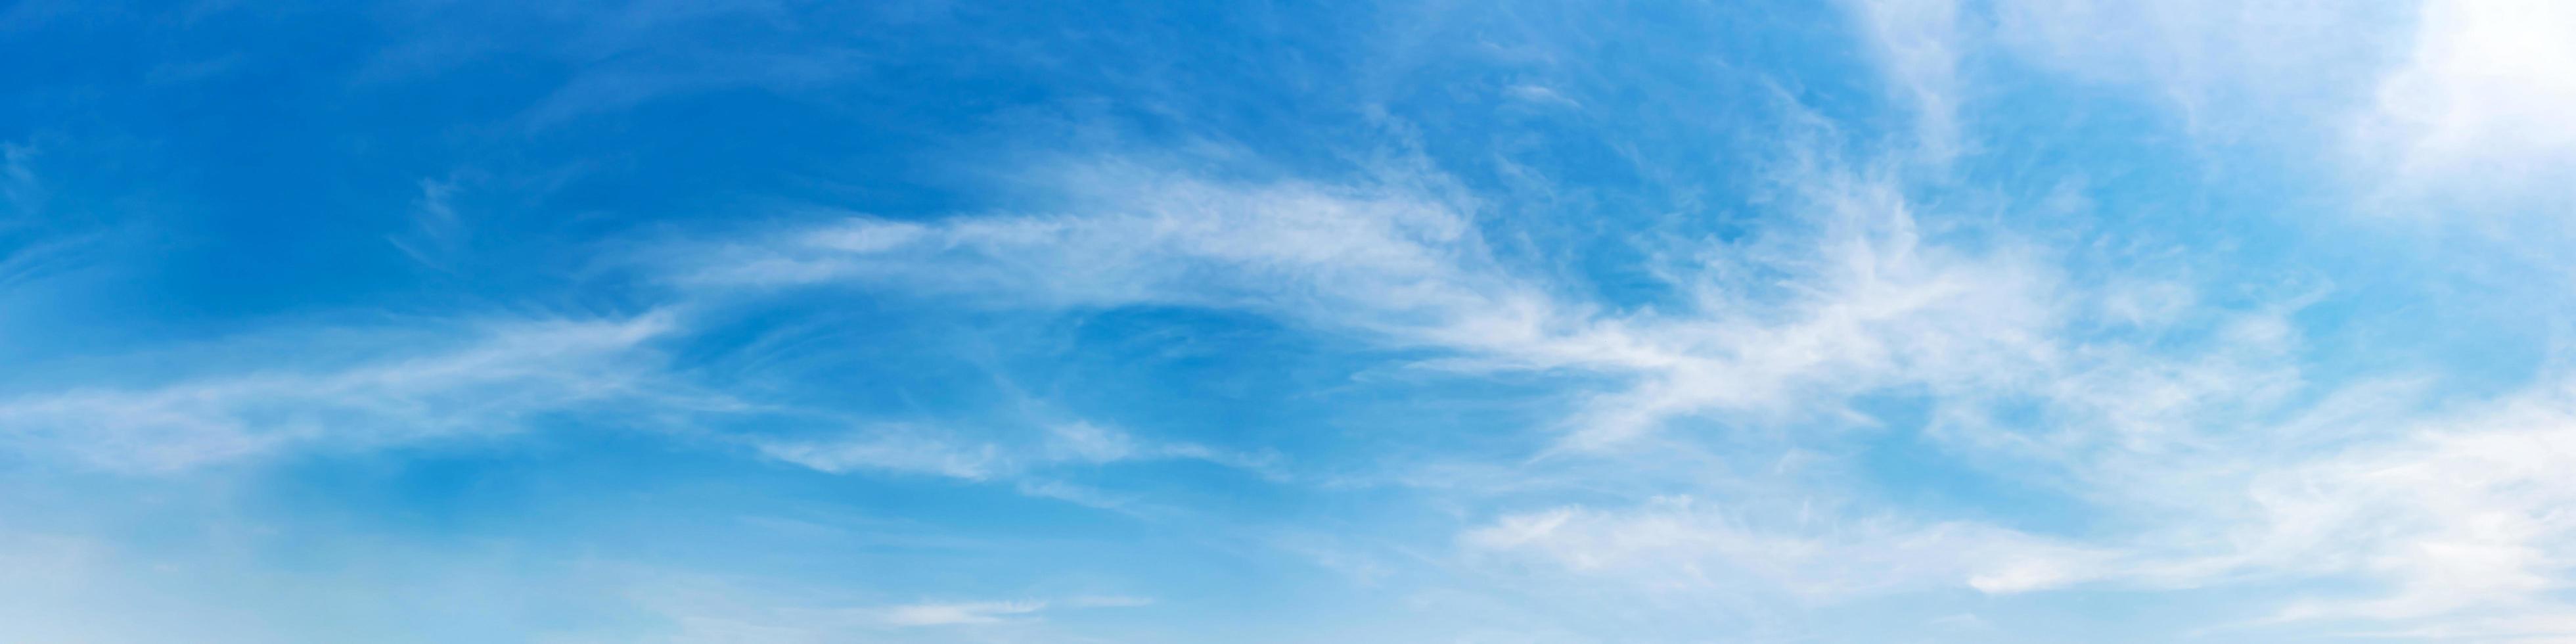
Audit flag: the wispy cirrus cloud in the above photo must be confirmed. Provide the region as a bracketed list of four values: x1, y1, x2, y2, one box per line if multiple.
[1843, 0, 1969, 162]
[645, 148, 2129, 623]
[0, 143, 108, 295]
[2186, 380, 2576, 624]
[1986, 0, 2403, 135]
[1462, 495, 2112, 599]
[756, 419, 1280, 512]
[0, 313, 696, 472]
[876, 595, 1150, 627]
[591, 568, 1156, 643]
[755, 419, 1273, 478]
[878, 600, 1047, 626]
[675, 154, 2064, 452]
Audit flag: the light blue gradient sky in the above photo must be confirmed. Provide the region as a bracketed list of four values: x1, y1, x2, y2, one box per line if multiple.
[7, 1, 2576, 642]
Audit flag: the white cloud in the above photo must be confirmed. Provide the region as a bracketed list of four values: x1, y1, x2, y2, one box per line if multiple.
[2353, 0, 2576, 205]
[1794, 7, 2576, 624]
[1503, 84, 1581, 110]
[1461, 496, 2111, 600]
[2215, 384, 2576, 622]
[677, 155, 2121, 613]
[0, 142, 105, 296]
[0, 313, 690, 472]
[873, 595, 1153, 628]
[753, 418, 1275, 511]
[756, 425, 1005, 480]
[1557, 168, 2064, 447]
[340, 560, 1159, 643]
[879, 600, 1047, 626]
[687, 158, 2063, 453]
[1043, 420, 1143, 463]
[1990, 0, 2399, 135]
[388, 177, 470, 271]
[756, 419, 1260, 477]
[677, 164, 1522, 347]
[597, 570, 1150, 642]
[1, 141, 37, 219]
[1911, 344, 2576, 630]
[1983, 1, 2576, 219]
[1845, 0, 1968, 161]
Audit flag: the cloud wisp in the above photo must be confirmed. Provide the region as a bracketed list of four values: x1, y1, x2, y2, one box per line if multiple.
[0, 313, 692, 472]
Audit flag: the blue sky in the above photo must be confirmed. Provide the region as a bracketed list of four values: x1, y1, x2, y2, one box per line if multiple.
[7, 1, 2576, 642]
